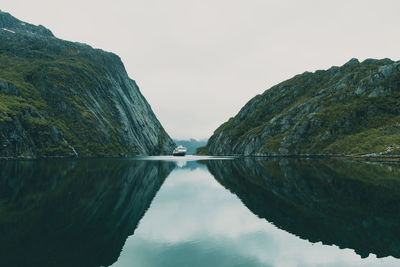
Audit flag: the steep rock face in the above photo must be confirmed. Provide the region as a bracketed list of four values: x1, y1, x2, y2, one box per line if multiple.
[0, 11, 175, 158]
[205, 58, 400, 156]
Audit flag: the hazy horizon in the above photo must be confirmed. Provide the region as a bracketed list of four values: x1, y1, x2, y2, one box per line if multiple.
[2, 0, 400, 140]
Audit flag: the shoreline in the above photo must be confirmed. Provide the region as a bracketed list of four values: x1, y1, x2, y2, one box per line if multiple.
[205, 153, 400, 162]
[1, 154, 400, 162]
[0, 154, 134, 161]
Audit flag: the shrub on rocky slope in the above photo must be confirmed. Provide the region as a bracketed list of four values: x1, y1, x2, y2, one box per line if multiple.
[204, 58, 400, 156]
[0, 11, 175, 158]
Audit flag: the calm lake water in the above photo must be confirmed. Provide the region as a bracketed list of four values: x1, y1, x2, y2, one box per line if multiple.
[1, 156, 400, 267]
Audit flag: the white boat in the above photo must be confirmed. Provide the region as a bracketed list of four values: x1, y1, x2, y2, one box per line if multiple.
[173, 145, 187, 156]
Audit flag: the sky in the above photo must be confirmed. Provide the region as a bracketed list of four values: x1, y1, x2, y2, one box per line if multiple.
[2, 0, 400, 140]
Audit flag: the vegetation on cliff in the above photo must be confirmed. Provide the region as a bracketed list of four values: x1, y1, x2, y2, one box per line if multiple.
[203, 58, 400, 156]
[0, 11, 175, 158]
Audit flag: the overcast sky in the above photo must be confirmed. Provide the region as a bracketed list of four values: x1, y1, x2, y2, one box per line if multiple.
[2, 0, 400, 140]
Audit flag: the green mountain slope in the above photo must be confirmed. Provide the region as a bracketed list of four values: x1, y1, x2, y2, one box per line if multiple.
[204, 58, 400, 156]
[0, 11, 175, 158]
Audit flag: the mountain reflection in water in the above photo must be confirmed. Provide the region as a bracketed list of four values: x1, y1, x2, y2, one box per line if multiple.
[207, 158, 400, 259]
[1, 157, 400, 266]
[0, 159, 174, 267]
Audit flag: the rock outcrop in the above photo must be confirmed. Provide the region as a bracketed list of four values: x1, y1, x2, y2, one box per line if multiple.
[0, 11, 175, 158]
[203, 58, 400, 156]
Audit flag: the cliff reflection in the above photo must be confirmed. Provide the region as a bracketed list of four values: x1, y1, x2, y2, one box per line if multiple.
[0, 159, 174, 267]
[207, 158, 400, 259]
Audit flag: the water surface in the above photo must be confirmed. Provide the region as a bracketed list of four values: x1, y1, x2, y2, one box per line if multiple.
[1, 156, 400, 266]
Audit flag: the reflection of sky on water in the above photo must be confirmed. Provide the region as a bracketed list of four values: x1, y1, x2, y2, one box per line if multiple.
[112, 162, 400, 267]
[134, 155, 235, 169]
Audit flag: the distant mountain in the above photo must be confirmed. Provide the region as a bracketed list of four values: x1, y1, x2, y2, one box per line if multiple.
[202, 58, 400, 156]
[0, 11, 175, 158]
[173, 138, 208, 153]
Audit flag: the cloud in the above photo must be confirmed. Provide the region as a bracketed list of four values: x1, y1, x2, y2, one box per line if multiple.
[3, 0, 400, 139]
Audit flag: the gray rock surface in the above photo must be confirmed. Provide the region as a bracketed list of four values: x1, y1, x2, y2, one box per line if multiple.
[205, 58, 400, 156]
[0, 11, 175, 158]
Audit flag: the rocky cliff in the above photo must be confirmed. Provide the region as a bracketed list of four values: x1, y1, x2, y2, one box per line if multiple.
[0, 11, 175, 158]
[204, 58, 400, 156]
